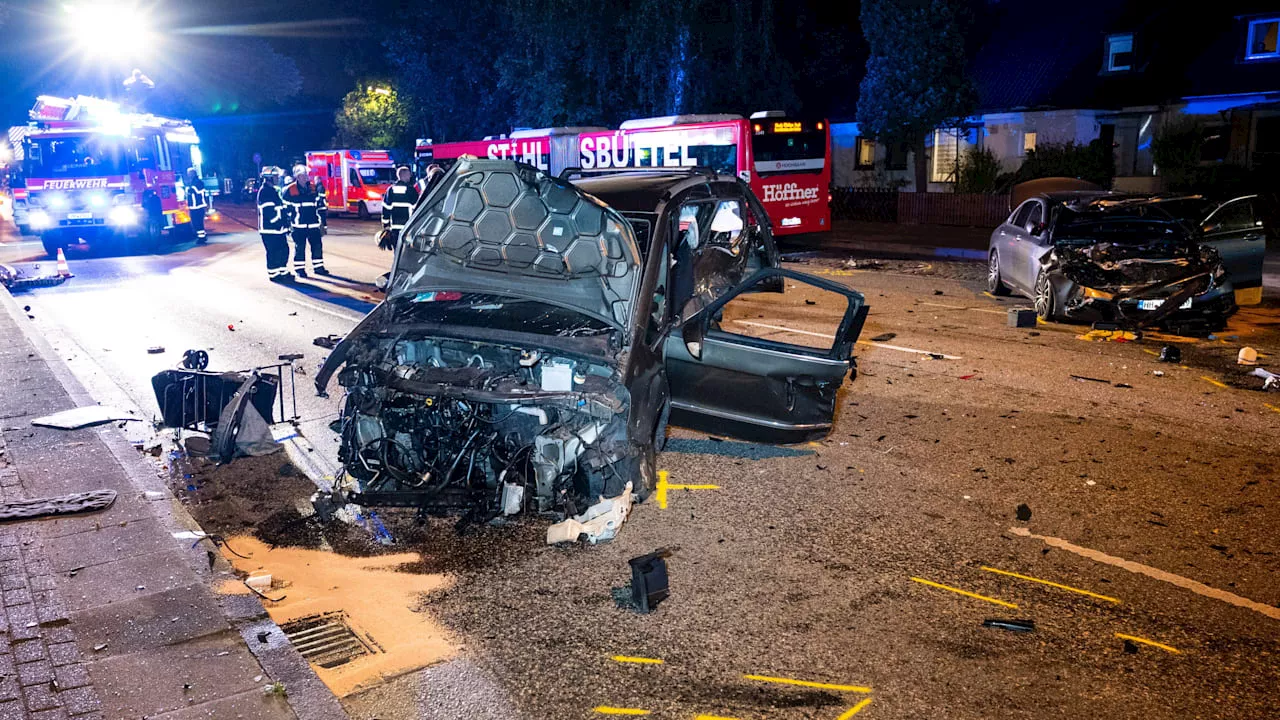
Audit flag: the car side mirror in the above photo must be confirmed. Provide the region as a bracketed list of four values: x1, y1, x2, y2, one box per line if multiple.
[1201, 222, 1218, 234]
[1029, 222, 1046, 236]
[681, 317, 705, 360]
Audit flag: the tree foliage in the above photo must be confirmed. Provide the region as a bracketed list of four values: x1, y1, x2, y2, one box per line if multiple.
[333, 84, 411, 153]
[955, 147, 1002, 194]
[855, 0, 976, 144]
[1016, 141, 1115, 187]
[385, 0, 801, 142]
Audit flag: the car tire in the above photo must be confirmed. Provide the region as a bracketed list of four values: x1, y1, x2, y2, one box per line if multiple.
[357, 202, 371, 220]
[987, 249, 1011, 296]
[40, 234, 65, 259]
[1034, 271, 1057, 321]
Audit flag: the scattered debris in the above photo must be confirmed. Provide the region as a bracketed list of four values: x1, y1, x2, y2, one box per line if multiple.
[92, 643, 108, 652]
[1152, 371, 1165, 377]
[928, 353, 946, 360]
[1015, 503, 1032, 522]
[1123, 639, 1140, 654]
[182, 349, 210, 370]
[1251, 368, 1280, 392]
[0, 490, 116, 522]
[1070, 375, 1111, 384]
[958, 374, 976, 380]
[1077, 329, 1137, 343]
[1237, 347, 1258, 366]
[1114, 383, 1133, 389]
[227, 324, 236, 332]
[804, 299, 816, 305]
[143, 491, 166, 501]
[982, 619, 1035, 633]
[0, 263, 71, 291]
[628, 548, 673, 614]
[546, 482, 634, 545]
[147, 346, 166, 354]
[1007, 309, 1036, 328]
[870, 332, 896, 342]
[32, 406, 138, 430]
[313, 334, 342, 349]
[933, 290, 943, 295]
[1158, 345, 1182, 363]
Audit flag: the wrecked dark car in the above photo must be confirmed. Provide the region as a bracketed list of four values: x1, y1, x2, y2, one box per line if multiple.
[316, 159, 867, 523]
[987, 192, 1265, 332]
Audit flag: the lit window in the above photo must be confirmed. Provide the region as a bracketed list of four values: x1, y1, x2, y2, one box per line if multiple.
[931, 128, 962, 183]
[1247, 18, 1280, 60]
[1023, 131, 1037, 153]
[856, 138, 876, 169]
[1106, 33, 1133, 72]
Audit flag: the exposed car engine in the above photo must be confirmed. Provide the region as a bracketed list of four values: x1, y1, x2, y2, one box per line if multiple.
[333, 332, 642, 520]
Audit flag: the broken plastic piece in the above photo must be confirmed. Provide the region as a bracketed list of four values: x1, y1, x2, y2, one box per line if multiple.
[1158, 345, 1181, 363]
[32, 406, 138, 430]
[147, 346, 165, 354]
[182, 349, 210, 370]
[501, 483, 525, 516]
[1007, 309, 1035, 328]
[314, 334, 342, 349]
[1250, 367, 1280, 392]
[546, 482, 634, 544]
[982, 619, 1035, 633]
[0, 489, 116, 522]
[1237, 347, 1258, 366]
[628, 548, 672, 613]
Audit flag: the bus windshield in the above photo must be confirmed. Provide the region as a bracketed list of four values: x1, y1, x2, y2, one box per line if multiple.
[752, 130, 826, 174]
[358, 166, 396, 184]
[26, 135, 131, 177]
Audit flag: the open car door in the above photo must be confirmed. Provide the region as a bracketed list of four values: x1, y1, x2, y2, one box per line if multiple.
[664, 267, 868, 444]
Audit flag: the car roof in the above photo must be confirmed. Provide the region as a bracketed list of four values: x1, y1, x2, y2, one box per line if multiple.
[571, 171, 736, 212]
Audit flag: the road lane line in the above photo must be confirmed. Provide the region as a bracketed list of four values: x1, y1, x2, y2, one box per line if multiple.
[281, 296, 365, 322]
[1200, 376, 1228, 389]
[694, 716, 742, 720]
[980, 566, 1121, 603]
[1115, 633, 1181, 654]
[593, 707, 650, 715]
[910, 577, 1018, 608]
[611, 656, 663, 665]
[1008, 527, 1280, 620]
[1264, 403, 1280, 414]
[742, 675, 872, 693]
[730, 320, 963, 359]
[654, 470, 720, 510]
[837, 698, 874, 718]
[916, 301, 968, 310]
[969, 308, 1009, 315]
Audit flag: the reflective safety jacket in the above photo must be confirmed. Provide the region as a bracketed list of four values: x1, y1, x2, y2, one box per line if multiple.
[316, 182, 328, 226]
[186, 181, 209, 210]
[381, 180, 420, 231]
[257, 184, 288, 235]
[282, 181, 323, 229]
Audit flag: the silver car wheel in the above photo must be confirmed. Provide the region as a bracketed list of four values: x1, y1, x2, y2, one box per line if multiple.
[1034, 273, 1053, 319]
[988, 252, 1000, 288]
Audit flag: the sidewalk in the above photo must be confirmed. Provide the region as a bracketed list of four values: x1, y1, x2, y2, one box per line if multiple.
[0, 289, 347, 719]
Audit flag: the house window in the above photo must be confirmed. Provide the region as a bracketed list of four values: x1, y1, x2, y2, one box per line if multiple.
[885, 141, 909, 171]
[931, 128, 962, 183]
[1106, 33, 1134, 71]
[1023, 131, 1037, 154]
[1247, 18, 1280, 60]
[856, 138, 876, 169]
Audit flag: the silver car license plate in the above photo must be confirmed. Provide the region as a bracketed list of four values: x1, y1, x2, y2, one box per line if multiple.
[1138, 298, 1192, 311]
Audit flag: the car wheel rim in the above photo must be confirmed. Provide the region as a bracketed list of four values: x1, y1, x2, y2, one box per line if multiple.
[1034, 276, 1050, 317]
[988, 253, 1000, 288]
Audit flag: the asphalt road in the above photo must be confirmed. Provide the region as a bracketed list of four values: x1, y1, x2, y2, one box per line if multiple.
[3, 211, 1279, 720]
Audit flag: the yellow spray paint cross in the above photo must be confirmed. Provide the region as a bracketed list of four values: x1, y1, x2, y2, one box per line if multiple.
[655, 470, 721, 510]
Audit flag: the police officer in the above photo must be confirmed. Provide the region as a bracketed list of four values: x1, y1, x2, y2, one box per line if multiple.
[282, 164, 328, 277]
[379, 165, 419, 251]
[257, 167, 292, 283]
[184, 168, 209, 244]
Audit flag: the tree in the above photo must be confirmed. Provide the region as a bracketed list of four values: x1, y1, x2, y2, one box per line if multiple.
[333, 84, 411, 153]
[856, 0, 977, 192]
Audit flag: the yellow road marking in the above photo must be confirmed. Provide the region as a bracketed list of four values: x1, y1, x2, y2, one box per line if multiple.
[743, 674, 872, 693]
[655, 470, 720, 510]
[980, 566, 1120, 603]
[837, 698, 874, 719]
[910, 577, 1018, 608]
[982, 291, 997, 299]
[1115, 633, 1182, 654]
[611, 656, 663, 665]
[1265, 403, 1280, 414]
[694, 716, 742, 720]
[594, 707, 651, 716]
[1200, 376, 1228, 389]
[1142, 349, 1159, 356]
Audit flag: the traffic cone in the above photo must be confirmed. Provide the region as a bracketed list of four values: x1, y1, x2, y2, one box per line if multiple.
[55, 248, 73, 278]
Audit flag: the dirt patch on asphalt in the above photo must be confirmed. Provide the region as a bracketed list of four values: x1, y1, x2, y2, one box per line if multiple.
[786, 256, 987, 283]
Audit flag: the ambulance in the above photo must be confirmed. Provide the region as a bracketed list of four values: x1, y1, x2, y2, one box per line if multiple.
[21, 95, 203, 257]
[305, 149, 396, 220]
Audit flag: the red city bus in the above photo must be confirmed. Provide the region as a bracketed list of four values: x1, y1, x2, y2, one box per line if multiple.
[415, 111, 830, 236]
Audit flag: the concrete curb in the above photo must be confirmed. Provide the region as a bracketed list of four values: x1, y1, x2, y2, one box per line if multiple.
[0, 286, 350, 720]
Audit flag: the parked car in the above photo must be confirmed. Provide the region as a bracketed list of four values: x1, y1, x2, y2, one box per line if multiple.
[987, 192, 1265, 333]
[316, 160, 868, 518]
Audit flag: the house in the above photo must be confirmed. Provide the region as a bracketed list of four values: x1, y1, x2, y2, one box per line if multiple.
[832, 1, 1280, 193]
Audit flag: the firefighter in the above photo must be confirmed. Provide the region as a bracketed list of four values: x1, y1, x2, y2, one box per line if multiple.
[416, 163, 445, 199]
[184, 167, 209, 244]
[282, 164, 328, 277]
[378, 164, 419, 251]
[257, 167, 292, 283]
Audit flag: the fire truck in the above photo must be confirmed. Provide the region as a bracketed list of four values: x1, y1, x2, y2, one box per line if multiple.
[20, 95, 204, 257]
[415, 111, 831, 236]
[305, 149, 396, 220]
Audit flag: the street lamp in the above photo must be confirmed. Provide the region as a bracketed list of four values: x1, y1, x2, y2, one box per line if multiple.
[61, 2, 155, 61]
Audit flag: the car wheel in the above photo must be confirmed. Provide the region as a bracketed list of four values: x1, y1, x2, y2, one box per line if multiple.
[40, 234, 65, 259]
[987, 250, 1010, 295]
[357, 202, 371, 220]
[1033, 271, 1057, 321]
[633, 441, 656, 502]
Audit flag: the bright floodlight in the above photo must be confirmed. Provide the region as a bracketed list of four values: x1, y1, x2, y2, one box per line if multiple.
[63, 2, 155, 59]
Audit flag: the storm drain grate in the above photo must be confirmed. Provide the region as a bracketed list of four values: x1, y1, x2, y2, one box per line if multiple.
[280, 611, 378, 668]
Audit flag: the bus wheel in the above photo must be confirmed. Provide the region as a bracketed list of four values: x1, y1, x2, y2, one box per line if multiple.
[40, 234, 65, 259]
[357, 202, 371, 220]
